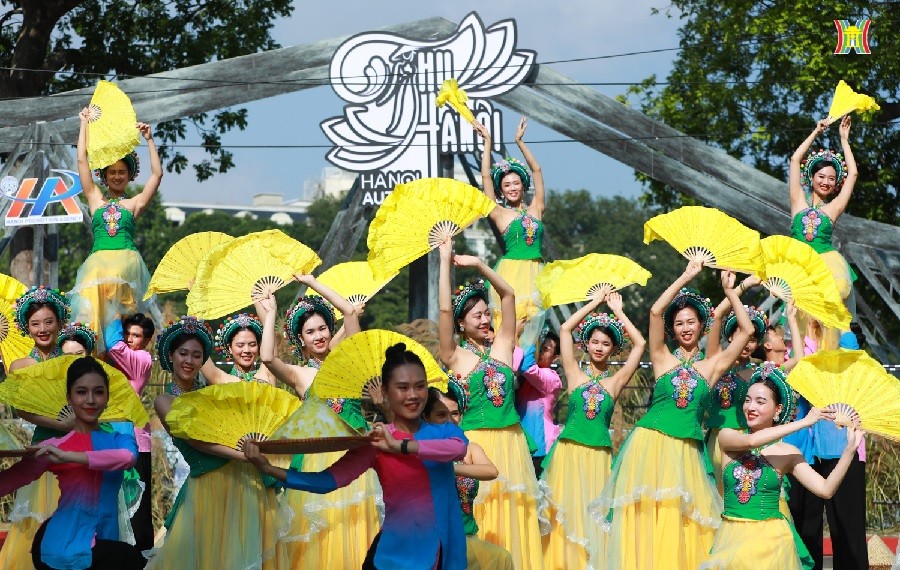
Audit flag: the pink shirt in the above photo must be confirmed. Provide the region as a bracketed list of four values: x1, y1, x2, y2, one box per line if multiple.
[105, 341, 152, 452]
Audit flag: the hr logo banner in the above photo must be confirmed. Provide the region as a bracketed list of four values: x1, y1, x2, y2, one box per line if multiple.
[1, 170, 84, 226]
[834, 19, 872, 55]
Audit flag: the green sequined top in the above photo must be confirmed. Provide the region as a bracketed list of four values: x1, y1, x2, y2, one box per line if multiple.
[91, 199, 137, 253]
[457, 353, 521, 431]
[635, 364, 710, 441]
[455, 472, 479, 536]
[558, 375, 615, 448]
[501, 210, 543, 260]
[722, 448, 781, 519]
[790, 204, 857, 280]
[705, 363, 754, 430]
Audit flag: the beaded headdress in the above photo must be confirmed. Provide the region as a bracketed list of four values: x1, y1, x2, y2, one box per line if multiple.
[490, 157, 531, 191]
[215, 313, 263, 357]
[451, 279, 488, 321]
[14, 286, 71, 336]
[283, 296, 336, 357]
[663, 288, 714, 340]
[800, 149, 847, 189]
[57, 322, 98, 354]
[576, 312, 627, 351]
[95, 151, 140, 186]
[750, 361, 795, 425]
[723, 305, 768, 341]
[156, 316, 213, 373]
[447, 371, 470, 414]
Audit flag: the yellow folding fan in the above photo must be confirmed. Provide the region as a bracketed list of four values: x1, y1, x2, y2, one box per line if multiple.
[788, 350, 900, 441]
[826, 80, 880, 124]
[187, 229, 321, 319]
[758, 235, 851, 330]
[643, 206, 763, 273]
[144, 232, 234, 299]
[164, 382, 301, 450]
[367, 178, 496, 279]
[0, 272, 27, 302]
[0, 298, 34, 365]
[536, 254, 652, 307]
[86, 80, 141, 170]
[0, 355, 149, 426]
[311, 329, 448, 399]
[311, 261, 399, 320]
[436, 79, 476, 124]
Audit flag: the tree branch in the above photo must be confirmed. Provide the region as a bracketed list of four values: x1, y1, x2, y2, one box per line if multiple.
[878, 101, 900, 123]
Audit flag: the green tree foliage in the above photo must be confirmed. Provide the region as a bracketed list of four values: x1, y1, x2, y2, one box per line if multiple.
[627, 1, 898, 224]
[0, 0, 293, 180]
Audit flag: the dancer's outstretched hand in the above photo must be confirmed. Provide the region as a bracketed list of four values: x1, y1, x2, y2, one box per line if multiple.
[472, 121, 490, 141]
[838, 115, 852, 140]
[242, 440, 271, 470]
[606, 291, 623, 312]
[684, 259, 703, 279]
[721, 270, 737, 291]
[515, 116, 528, 141]
[452, 254, 481, 269]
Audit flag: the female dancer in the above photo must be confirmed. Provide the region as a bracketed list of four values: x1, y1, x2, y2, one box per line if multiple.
[704, 278, 769, 489]
[589, 262, 754, 569]
[0, 356, 143, 570]
[57, 322, 98, 356]
[438, 238, 544, 569]
[148, 317, 287, 570]
[423, 384, 515, 570]
[788, 115, 858, 349]
[0, 286, 71, 569]
[259, 275, 379, 569]
[701, 364, 861, 569]
[246, 343, 469, 570]
[202, 312, 277, 384]
[70, 110, 162, 352]
[542, 292, 644, 569]
[473, 118, 546, 345]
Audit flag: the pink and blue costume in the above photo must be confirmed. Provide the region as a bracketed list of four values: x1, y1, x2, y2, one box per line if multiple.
[283, 421, 468, 569]
[0, 429, 137, 569]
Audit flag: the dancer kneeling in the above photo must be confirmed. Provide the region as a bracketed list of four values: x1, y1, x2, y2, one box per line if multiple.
[701, 364, 861, 569]
[245, 344, 468, 569]
[589, 262, 753, 569]
[0, 357, 143, 570]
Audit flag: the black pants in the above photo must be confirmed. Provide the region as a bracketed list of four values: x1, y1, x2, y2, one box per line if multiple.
[532, 455, 545, 479]
[131, 451, 154, 553]
[787, 452, 868, 570]
[32, 517, 146, 570]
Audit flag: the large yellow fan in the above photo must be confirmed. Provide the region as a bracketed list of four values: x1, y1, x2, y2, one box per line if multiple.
[0, 272, 27, 302]
[86, 81, 140, 170]
[311, 329, 448, 399]
[367, 178, 496, 279]
[788, 350, 900, 441]
[758, 235, 850, 330]
[187, 229, 321, 319]
[826, 80, 880, 124]
[536, 254, 652, 307]
[165, 382, 301, 450]
[643, 206, 763, 273]
[310, 261, 398, 320]
[0, 355, 149, 426]
[144, 232, 234, 300]
[0, 298, 34, 365]
[436, 79, 476, 124]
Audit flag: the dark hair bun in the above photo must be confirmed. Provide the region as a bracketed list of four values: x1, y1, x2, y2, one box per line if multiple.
[381, 342, 425, 387]
[385, 343, 408, 359]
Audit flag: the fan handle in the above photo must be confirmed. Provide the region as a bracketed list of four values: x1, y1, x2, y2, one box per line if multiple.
[763, 277, 793, 302]
[236, 432, 269, 451]
[682, 247, 716, 267]
[86, 104, 103, 123]
[587, 283, 615, 301]
[826, 403, 861, 429]
[251, 276, 287, 302]
[428, 220, 462, 249]
[58, 405, 75, 421]
[348, 294, 370, 306]
[0, 314, 9, 340]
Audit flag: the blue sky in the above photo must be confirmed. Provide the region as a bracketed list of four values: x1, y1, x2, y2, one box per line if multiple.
[156, 2, 683, 205]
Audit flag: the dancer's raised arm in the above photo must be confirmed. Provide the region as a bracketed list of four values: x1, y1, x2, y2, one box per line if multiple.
[128, 122, 163, 218]
[515, 117, 544, 218]
[822, 115, 858, 222]
[789, 119, 829, 215]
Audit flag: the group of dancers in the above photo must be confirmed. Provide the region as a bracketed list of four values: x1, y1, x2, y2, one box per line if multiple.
[0, 108, 874, 570]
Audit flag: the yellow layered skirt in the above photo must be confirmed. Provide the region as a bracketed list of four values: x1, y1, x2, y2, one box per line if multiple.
[68, 249, 161, 352]
[490, 258, 545, 347]
[466, 425, 546, 570]
[540, 442, 612, 570]
[278, 450, 381, 569]
[588, 427, 722, 570]
[0, 472, 59, 569]
[146, 461, 289, 570]
[467, 535, 515, 570]
[699, 516, 803, 570]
